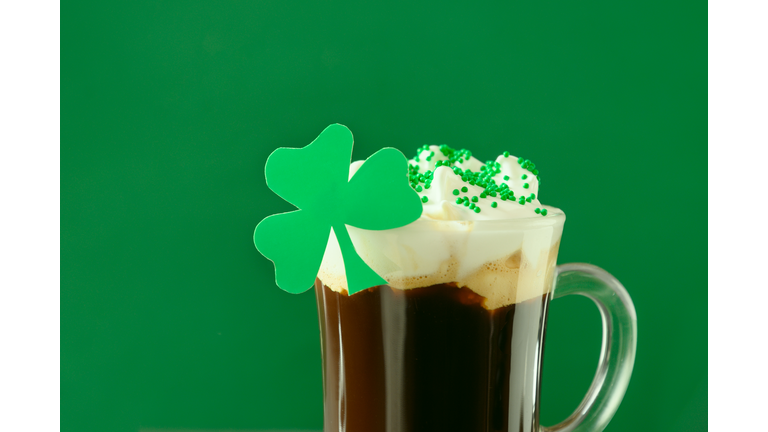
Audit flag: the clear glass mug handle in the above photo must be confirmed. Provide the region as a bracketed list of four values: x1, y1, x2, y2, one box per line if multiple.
[541, 263, 638, 432]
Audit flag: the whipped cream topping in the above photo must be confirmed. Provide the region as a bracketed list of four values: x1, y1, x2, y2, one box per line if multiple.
[402, 145, 545, 221]
[319, 145, 563, 308]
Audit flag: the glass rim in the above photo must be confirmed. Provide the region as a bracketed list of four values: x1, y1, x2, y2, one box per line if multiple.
[365, 206, 566, 232]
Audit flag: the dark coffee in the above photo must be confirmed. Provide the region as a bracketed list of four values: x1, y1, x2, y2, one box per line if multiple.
[314, 279, 551, 432]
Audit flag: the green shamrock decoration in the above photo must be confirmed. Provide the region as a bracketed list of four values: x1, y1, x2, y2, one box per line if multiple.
[254, 124, 423, 295]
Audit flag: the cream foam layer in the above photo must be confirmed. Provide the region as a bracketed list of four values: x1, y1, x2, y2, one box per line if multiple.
[317, 147, 564, 309]
[408, 146, 543, 220]
[318, 215, 563, 309]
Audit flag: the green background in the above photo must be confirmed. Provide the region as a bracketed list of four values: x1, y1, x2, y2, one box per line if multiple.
[62, 0, 706, 431]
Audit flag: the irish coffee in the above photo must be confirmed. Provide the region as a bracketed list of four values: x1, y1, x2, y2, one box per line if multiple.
[312, 144, 566, 431]
[255, 135, 636, 432]
[315, 280, 550, 432]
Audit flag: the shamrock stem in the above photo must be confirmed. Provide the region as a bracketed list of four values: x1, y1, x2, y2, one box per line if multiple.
[332, 224, 388, 295]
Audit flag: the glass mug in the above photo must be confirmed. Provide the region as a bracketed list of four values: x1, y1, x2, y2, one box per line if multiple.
[314, 210, 636, 432]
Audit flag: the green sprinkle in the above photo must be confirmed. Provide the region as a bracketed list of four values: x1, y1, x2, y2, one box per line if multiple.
[522, 174, 528, 180]
[503, 175, 509, 180]
[491, 202, 498, 208]
[424, 183, 430, 189]
[464, 200, 470, 207]
[471, 196, 478, 202]
[479, 192, 487, 198]
[461, 186, 468, 193]
[530, 193, 536, 199]
[456, 198, 463, 204]
[535, 208, 541, 214]
[523, 183, 529, 189]
[453, 189, 460, 196]
[526, 197, 532, 203]
[541, 209, 548, 216]
[470, 203, 476, 209]
[532, 169, 539, 176]
[421, 196, 429, 203]
[503, 151, 510, 158]
[518, 157, 524, 164]
[415, 185, 423, 192]
[500, 195, 507, 201]
[490, 191, 497, 197]
[474, 206, 481, 213]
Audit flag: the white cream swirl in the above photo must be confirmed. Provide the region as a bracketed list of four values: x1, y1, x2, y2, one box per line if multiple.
[320, 145, 563, 308]
[380, 145, 545, 221]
